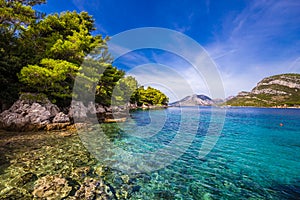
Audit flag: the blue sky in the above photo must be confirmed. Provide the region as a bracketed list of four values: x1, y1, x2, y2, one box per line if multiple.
[35, 0, 300, 101]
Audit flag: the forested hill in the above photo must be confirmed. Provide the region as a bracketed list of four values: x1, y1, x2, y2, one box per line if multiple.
[226, 73, 300, 107]
[0, 0, 168, 111]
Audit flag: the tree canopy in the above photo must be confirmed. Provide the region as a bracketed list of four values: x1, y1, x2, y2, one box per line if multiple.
[133, 86, 169, 106]
[0, 1, 169, 110]
[0, 0, 46, 109]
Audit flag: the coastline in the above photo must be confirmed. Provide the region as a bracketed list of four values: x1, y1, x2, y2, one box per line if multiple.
[0, 94, 168, 132]
[1, 98, 299, 133]
[224, 105, 300, 109]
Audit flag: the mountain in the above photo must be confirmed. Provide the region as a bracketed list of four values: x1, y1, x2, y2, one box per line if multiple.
[226, 73, 300, 107]
[170, 94, 215, 106]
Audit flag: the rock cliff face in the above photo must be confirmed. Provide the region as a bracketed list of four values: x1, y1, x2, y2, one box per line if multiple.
[170, 94, 215, 106]
[226, 73, 300, 107]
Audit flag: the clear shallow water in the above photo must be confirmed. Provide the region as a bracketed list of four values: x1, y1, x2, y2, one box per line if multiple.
[92, 107, 300, 199]
[0, 107, 299, 199]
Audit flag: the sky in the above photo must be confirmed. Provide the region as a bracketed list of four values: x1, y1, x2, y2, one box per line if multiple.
[35, 0, 300, 102]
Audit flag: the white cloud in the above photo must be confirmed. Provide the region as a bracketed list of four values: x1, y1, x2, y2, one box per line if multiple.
[204, 0, 300, 96]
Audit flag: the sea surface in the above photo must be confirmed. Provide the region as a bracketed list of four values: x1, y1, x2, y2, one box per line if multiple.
[1, 107, 300, 199]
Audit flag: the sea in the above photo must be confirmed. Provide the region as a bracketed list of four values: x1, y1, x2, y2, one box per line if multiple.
[0, 107, 300, 199]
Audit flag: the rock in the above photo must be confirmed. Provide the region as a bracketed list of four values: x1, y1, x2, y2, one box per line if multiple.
[68, 101, 88, 122]
[95, 104, 106, 114]
[128, 103, 137, 109]
[66, 123, 89, 131]
[0, 187, 32, 199]
[32, 175, 72, 199]
[45, 123, 71, 131]
[95, 104, 106, 122]
[141, 104, 149, 109]
[87, 102, 97, 115]
[71, 166, 91, 181]
[93, 165, 112, 177]
[53, 112, 70, 123]
[120, 175, 130, 184]
[0, 95, 60, 131]
[58, 131, 74, 137]
[116, 184, 138, 199]
[104, 106, 112, 112]
[71, 178, 115, 200]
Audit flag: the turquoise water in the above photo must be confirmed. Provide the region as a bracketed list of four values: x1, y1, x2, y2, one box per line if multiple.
[1, 107, 299, 199]
[85, 107, 300, 199]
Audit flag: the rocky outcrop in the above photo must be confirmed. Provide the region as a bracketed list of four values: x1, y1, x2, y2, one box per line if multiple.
[0, 93, 166, 131]
[226, 73, 300, 107]
[0, 94, 63, 131]
[170, 94, 215, 106]
[68, 101, 130, 123]
[68, 101, 89, 122]
[53, 112, 70, 123]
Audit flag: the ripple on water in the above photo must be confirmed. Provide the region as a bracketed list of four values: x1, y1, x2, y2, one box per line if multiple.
[1, 107, 300, 199]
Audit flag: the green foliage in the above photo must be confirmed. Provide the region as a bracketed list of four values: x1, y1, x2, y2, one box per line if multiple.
[17, 10, 115, 106]
[112, 76, 138, 105]
[95, 65, 125, 105]
[0, 0, 44, 35]
[22, 11, 102, 65]
[133, 86, 169, 106]
[0, 1, 170, 110]
[19, 58, 79, 102]
[19, 93, 49, 104]
[226, 74, 300, 107]
[0, 0, 46, 109]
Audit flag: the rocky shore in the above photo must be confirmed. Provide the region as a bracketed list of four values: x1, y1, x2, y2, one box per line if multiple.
[0, 93, 167, 132]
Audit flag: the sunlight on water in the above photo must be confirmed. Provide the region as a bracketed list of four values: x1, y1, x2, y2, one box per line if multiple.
[0, 107, 299, 199]
[96, 107, 300, 199]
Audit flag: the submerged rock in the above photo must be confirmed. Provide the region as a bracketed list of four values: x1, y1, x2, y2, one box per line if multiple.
[16, 172, 38, 187]
[71, 178, 115, 200]
[45, 123, 71, 131]
[32, 175, 72, 199]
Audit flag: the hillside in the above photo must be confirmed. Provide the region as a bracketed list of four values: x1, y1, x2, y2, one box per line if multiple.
[170, 94, 215, 106]
[226, 73, 300, 107]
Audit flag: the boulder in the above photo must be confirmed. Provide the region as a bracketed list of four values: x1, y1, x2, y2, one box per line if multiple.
[53, 112, 70, 123]
[87, 101, 97, 115]
[68, 101, 88, 122]
[45, 123, 71, 131]
[0, 96, 60, 131]
[95, 104, 106, 114]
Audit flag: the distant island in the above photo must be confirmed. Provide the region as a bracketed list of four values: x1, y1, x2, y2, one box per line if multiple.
[170, 73, 300, 108]
[226, 73, 300, 108]
[169, 94, 216, 106]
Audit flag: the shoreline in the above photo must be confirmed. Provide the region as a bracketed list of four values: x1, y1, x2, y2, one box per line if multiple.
[1, 101, 299, 132]
[224, 105, 300, 109]
[168, 105, 300, 109]
[0, 95, 169, 132]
